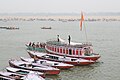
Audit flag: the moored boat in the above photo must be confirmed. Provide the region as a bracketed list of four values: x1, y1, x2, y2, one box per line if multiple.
[45, 37, 100, 61]
[0, 26, 19, 30]
[44, 13, 100, 61]
[20, 57, 74, 69]
[6, 27, 19, 30]
[9, 59, 60, 75]
[22, 71, 45, 80]
[6, 66, 45, 78]
[0, 71, 24, 80]
[27, 50, 95, 66]
[41, 27, 52, 29]
[0, 75, 14, 80]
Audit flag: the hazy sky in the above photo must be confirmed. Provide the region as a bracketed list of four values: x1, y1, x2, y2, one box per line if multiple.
[0, 0, 119, 13]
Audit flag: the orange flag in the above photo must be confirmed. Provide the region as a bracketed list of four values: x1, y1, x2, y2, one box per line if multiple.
[80, 12, 84, 31]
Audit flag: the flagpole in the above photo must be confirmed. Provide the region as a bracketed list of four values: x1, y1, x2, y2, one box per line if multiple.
[83, 20, 88, 43]
[80, 12, 88, 43]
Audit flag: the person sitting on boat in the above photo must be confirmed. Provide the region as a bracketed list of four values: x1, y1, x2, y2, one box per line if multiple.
[84, 48, 91, 56]
[68, 35, 71, 45]
[32, 42, 35, 50]
[29, 42, 32, 46]
[40, 43, 42, 48]
[33, 55, 39, 63]
[32, 42, 35, 47]
[41, 43, 46, 48]
[36, 42, 39, 47]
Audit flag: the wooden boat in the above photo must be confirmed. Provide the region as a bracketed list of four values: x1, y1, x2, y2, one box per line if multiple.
[0, 27, 7, 29]
[9, 59, 60, 75]
[41, 27, 52, 29]
[0, 26, 19, 30]
[0, 75, 14, 80]
[22, 71, 45, 80]
[45, 37, 100, 61]
[20, 57, 74, 69]
[0, 71, 45, 80]
[6, 27, 19, 30]
[26, 42, 46, 52]
[27, 50, 95, 66]
[6, 66, 45, 78]
[0, 71, 24, 80]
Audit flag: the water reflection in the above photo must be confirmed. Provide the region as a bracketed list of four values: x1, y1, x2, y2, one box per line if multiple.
[45, 61, 103, 80]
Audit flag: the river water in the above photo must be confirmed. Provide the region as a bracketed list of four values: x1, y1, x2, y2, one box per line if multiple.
[0, 20, 120, 80]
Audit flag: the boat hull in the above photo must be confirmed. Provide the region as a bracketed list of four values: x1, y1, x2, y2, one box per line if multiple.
[28, 51, 94, 66]
[6, 67, 45, 78]
[21, 57, 74, 69]
[52, 65, 73, 69]
[81, 56, 100, 61]
[65, 61, 94, 66]
[0, 71, 24, 80]
[9, 60, 60, 75]
[0, 75, 13, 80]
[46, 51, 100, 61]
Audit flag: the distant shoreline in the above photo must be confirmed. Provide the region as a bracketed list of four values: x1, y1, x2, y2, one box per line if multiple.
[0, 15, 120, 22]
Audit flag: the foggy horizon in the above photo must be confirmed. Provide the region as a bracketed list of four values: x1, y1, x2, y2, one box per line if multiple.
[0, 0, 120, 13]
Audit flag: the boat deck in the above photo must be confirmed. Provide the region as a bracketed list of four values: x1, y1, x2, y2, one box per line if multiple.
[46, 40, 92, 48]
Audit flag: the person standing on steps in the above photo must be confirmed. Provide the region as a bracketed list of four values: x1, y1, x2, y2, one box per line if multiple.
[68, 35, 71, 45]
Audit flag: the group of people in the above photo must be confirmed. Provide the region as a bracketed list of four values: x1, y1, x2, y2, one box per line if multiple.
[57, 35, 71, 45]
[28, 42, 46, 48]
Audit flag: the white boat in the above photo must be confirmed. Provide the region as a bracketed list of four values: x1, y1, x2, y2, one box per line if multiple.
[9, 59, 60, 75]
[0, 71, 24, 80]
[6, 66, 45, 78]
[22, 71, 45, 80]
[44, 13, 100, 61]
[20, 57, 74, 69]
[45, 37, 100, 61]
[27, 50, 95, 66]
[0, 75, 14, 80]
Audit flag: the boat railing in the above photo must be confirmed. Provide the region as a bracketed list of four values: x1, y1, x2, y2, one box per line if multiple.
[82, 42, 92, 46]
[46, 39, 92, 48]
